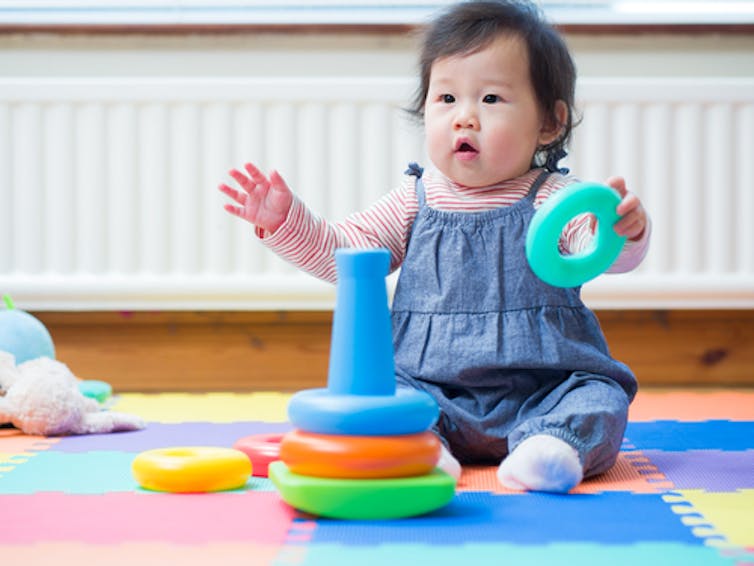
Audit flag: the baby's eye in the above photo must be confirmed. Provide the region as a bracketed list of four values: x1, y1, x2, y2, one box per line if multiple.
[483, 94, 501, 103]
[441, 94, 455, 103]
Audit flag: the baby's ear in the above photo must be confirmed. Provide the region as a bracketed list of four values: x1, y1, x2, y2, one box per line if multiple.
[538, 100, 568, 146]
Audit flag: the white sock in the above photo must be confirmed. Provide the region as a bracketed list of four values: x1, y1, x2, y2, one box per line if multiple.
[437, 443, 462, 480]
[497, 434, 583, 493]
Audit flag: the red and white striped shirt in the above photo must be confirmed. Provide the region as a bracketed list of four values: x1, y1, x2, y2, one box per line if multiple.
[258, 166, 650, 283]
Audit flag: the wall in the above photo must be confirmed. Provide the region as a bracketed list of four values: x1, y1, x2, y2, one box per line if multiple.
[1, 28, 753, 387]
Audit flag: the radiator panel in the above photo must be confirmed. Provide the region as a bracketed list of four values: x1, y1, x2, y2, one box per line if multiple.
[1, 77, 752, 309]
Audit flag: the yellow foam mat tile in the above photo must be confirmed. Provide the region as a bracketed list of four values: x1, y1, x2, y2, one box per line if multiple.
[664, 489, 754, 548]
[0, 452, 35, 465]
[110, 392, 292, 423]
[0, 542, 283, 566]
[0, 450, 42, 481]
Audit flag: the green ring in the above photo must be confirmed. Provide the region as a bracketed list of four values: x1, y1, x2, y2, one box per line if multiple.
[269, 461, 456, 520]
[526, 182, 626, 288]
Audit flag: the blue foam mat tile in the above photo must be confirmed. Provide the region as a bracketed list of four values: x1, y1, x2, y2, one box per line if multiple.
[625, 421, 754, 451]
[51, 421, 292, 453]
[292, 542, 737, 566]
[0, 450, 275, 494]
[306, 492, 701, 545]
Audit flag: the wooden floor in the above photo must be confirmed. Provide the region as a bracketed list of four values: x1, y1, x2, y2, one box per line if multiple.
[35, 309, 754, 392]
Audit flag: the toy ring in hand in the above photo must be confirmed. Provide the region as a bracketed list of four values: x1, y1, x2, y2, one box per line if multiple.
[279, 429, 441, 479]
[525, 182, 626, 288]
[132, 446, 251, 493]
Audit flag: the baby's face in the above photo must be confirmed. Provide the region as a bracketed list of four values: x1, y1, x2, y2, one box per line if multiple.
[423, 33, 555, 188]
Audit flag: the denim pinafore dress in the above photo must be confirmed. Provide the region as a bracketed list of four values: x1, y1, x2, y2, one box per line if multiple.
[391, 164, 637, 476]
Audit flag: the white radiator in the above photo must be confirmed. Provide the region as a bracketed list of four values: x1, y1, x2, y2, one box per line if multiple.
[1, 77, 752, 310]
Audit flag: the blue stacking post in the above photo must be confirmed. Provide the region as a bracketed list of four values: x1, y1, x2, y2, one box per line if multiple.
[327, 248, 395, 396]
[286, 247, 438, 436]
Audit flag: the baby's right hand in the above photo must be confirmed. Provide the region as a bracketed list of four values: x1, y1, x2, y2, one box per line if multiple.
[218, 162, 293, 234]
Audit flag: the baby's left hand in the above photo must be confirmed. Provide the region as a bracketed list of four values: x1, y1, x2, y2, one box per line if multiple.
[606, 176, 648, 241]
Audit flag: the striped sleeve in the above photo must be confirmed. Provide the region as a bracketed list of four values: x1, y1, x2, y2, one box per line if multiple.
[256, 176, 418, 283]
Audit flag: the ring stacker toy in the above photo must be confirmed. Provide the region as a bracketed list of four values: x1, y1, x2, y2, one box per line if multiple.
[271, 248, 456, 520]
[287, 249, 439, 436]
[525, 182, 627, 288]
[132, 446, 251, 493]
[280, 429, 441, 479]
[233, 433, 284, 477]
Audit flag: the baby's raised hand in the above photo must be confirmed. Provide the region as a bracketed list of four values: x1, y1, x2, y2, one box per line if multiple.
[219, 162, 293, 234]
[606, 176, 648, 241]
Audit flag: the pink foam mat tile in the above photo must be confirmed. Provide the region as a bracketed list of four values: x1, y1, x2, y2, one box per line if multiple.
[0, 491, 296, 545]
[0, 542, 284, 566]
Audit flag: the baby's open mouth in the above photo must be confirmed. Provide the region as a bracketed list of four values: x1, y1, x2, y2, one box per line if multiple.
[454, 139, 479, 159]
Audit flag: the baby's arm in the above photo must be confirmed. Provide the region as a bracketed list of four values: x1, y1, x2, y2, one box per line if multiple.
[219, 162, 416, 282]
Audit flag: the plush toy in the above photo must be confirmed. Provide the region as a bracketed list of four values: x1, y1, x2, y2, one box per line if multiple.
[0, 351, 145, 436]
[0, 295, 56, 363]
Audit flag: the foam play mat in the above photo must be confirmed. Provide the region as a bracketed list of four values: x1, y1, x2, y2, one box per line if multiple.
[1, 389, 752, 565]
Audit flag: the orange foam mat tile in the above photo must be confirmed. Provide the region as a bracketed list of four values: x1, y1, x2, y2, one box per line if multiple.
[0, 429, 59, 453]
[630, 389, 754, 422]
[0, 542, 283, 566]
[457, 452, 674, 494]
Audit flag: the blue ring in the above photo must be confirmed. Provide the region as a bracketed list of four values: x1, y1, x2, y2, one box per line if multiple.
[287, 388, 439, 436]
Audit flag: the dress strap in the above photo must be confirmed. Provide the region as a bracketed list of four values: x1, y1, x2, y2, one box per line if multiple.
[405, 162, 426, 207]
[526, 169, 551, 200]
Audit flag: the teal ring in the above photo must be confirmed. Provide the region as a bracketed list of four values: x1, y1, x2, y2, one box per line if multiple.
[526, 182, 626, 288]
[287, 388, 439, 436]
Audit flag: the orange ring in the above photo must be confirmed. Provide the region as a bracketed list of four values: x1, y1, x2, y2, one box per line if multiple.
[279, 430, 441, 479]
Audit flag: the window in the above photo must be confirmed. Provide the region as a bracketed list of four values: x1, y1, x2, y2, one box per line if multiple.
[0, 1, 750, 26]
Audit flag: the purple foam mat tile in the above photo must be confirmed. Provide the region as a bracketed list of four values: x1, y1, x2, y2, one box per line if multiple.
[50, 422, 293, 453]
[645, 450, 754, 491]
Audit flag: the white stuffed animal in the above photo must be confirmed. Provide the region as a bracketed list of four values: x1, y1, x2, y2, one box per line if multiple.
[0, 351, 145, 436]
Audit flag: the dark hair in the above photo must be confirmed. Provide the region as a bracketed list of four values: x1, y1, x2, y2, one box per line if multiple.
[410, 0, 577, 172]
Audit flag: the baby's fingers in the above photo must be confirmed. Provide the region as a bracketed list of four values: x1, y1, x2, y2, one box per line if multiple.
[244, 162, 270, 188]
[218, 183, 246, 205]
[228, 168, 256, 193]
[614, 207, 647, 240]
[606, 176, 627, 198]
[616, 191, 640, 217]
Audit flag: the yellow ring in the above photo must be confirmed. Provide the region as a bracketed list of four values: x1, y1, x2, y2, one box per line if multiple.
[132, 446, 251, 493]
